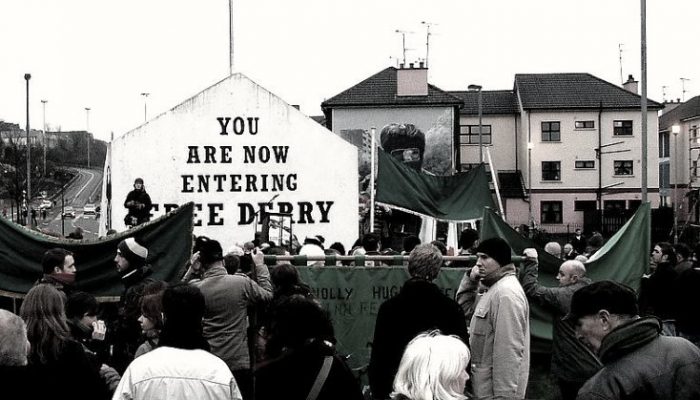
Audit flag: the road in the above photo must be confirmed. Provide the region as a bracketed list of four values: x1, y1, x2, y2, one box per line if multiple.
[40, 168, 103, 239]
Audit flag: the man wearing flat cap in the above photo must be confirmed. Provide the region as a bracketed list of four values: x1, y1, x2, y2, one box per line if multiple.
[456, 237, 530, 400]
[570, 280, 700, 400]
[369, 243, 468, 400]
[187, 236, 272, 400]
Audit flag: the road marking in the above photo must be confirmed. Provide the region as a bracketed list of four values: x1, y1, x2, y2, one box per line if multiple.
[73, 170, 96, 203]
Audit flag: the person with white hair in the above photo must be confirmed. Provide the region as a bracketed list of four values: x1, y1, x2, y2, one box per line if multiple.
[544, 241, 562, 259]
[391, 330, 470, 400]
[0, 309, 30, 367]
[519, 251, 600, 400]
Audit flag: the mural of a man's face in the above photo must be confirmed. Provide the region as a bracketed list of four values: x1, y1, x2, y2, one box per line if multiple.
[380, 123, 425, 171]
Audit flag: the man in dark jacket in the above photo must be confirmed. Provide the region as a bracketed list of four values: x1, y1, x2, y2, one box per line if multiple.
[519, 252, 601, 400]
[37, 247, 77, 295]
[570, 281, 700, 400]
[369, 243, 468, 400]
[109, 237, 154, 373]
[123, 177, 152, 227]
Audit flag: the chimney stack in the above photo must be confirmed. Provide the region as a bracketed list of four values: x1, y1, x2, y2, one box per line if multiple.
[622, 74, 638, 94]
[397, 62, 428, 96]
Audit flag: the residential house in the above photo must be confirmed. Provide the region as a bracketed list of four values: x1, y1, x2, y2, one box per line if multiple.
[659, 95, 700, 223]
[454, 73, 662, 231]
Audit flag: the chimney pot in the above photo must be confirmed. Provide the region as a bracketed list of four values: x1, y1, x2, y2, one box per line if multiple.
[399, 63, 405, 69]
[409, 63, 414, 68]
[419, 61, 425, 68]
[627, 74, 634, 82]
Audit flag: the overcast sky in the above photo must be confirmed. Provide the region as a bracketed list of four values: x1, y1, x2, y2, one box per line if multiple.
[1, 0, 698, 141]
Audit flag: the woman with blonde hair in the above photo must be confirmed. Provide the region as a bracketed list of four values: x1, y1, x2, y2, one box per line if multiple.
[20, 284, 109, 400]
[391, 330, 470, 400]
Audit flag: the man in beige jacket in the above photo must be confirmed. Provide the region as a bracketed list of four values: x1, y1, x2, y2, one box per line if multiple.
[456, 237, 530, 400]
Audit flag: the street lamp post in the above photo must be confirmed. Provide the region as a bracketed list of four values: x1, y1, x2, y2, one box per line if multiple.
[41, 99, 47, 176]
[85, 107, 91, 168]
[468, 84, 484, 163]
[24, 73, 32, 227]
[141, 92, 150, 122]
[527, 141, 534, 230]
[672, 124, 681, 244]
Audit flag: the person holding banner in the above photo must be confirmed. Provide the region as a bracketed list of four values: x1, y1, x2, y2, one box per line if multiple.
[368, 243, 468, 400]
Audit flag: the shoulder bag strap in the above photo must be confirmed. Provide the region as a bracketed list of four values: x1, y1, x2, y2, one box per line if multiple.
[306, 355, 334, 400]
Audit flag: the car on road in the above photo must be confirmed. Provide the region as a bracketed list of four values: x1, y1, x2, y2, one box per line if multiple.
[62, 206, 75, 218]
[83, 203, 97, 215]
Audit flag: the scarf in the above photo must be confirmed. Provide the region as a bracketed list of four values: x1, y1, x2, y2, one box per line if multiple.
[481, 264, 516, 287]
[598, 316, 660, 364]
[48, 272, 76, 286]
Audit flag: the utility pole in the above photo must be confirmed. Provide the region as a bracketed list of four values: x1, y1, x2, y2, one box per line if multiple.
[24, 73, 32, 227]
[85, 107, 91, 168]
[640, 0, 648, 202]
[141, 92, 149, 122]
[41, 99, 47, 176]
[681, 78, 691, 102]
[662, 86, 668, 103]
[229, 0, 234, 75]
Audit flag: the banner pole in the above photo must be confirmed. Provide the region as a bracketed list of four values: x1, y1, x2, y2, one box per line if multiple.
[486, 147, 505, 217]
[369, 127, 376, 233]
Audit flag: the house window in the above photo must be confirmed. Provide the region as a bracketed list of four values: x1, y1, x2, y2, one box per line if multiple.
[604, 200, 626, 210]
[613, 120, 633, 136]
[575, 120, 595, 129]
[541, 121, 560, 141]
[614, 160, 633, 175]
[659, 163, 670, 190]
[542, 161, 561, 181]
[574, 200, 597, 211]
[541, 201, 563, 224]
[693, 160, 698, 179]
[575, 160, 595, 169]
[460, 125, 492, 145]
[659, 132, 670, 158]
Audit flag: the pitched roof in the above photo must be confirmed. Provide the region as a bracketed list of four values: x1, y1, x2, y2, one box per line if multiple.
[659, 95, 700, 130]
[514, 73, 663, 110]
[321, 67, 463, 109]
[449, 90, 519, 115]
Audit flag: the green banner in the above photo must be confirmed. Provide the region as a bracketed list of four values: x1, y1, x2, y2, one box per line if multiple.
[0, 203, 194, 297]
[479, 203, 650, 340]
[296, 266, 465, 369]
[375, 150, 495, 221]
[295, 204, 649, 368]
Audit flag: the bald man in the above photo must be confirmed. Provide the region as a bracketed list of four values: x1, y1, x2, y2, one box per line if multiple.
[520, 250, 601, 400]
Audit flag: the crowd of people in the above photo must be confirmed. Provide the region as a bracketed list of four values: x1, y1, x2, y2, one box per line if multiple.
[1, 227, 700, 400]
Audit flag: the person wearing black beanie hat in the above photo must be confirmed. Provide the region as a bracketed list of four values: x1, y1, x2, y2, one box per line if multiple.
[455, 236, 530, 399]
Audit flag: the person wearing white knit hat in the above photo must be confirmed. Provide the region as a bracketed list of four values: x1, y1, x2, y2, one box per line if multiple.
[111, 237, 155, 373]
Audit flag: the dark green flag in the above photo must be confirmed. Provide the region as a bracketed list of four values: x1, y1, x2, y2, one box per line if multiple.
[480, 203, 650, 340]
[375, 150, 495, 221]
[0, 202, 194, 297]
